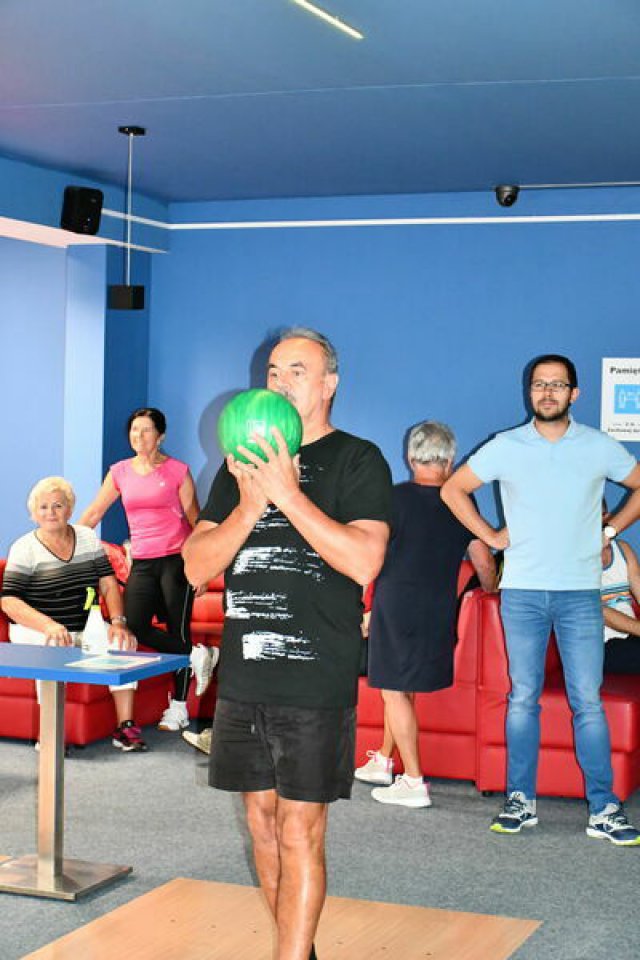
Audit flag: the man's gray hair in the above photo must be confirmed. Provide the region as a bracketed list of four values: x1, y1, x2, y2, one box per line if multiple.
[278, 327, 339, 374]
[407, 421, 456, 466]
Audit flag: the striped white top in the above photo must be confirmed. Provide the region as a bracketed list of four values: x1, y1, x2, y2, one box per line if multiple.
[1, 525, 113, 633]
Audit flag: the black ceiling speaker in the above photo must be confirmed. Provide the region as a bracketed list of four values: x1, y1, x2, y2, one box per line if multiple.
[60, 186, 104, 235]
[108, 284, 145, 310]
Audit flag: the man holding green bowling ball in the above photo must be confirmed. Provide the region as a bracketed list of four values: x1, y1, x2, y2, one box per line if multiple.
[184, 327, 392, 960]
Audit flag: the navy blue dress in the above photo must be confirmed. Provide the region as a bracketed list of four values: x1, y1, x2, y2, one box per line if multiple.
[368, 482, 472, 692]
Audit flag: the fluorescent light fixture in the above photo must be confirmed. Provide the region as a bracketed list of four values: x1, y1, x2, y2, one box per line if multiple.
[291, 0, 363, 40]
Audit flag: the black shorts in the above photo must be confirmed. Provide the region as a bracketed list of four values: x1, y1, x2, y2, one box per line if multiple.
[209, 698, 356, 803]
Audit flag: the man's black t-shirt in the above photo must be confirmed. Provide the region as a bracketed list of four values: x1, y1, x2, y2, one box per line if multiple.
[200, 429, 392, 708]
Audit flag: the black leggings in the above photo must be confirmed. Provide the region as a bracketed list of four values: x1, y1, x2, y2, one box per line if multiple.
[125, 554, 194, 701]
[604, 636, 640, 674]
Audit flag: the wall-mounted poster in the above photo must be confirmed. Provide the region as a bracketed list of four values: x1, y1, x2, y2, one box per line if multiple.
[601, 358, 640, 441]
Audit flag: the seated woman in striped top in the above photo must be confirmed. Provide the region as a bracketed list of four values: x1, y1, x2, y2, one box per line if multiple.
[0, 476, 146, 752]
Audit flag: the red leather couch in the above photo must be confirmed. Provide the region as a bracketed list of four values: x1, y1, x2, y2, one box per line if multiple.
[356, 568, 640, 800]
[0, 552, 224, 746]
[476, 591, 640, 801]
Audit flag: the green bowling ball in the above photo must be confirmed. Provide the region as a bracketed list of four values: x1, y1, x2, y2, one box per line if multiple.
[217, 389, 303, 463]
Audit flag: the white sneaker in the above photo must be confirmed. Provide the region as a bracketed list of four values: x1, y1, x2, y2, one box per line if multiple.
[157, 697, 189, 731]
[190, 644, 219, 697]
[182, 727, 212, 755]
[354, 750, 394, 785]
[371, 775, 432, 808]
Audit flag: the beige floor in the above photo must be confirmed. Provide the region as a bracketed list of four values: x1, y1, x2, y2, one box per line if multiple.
[22, 877, 540, 960]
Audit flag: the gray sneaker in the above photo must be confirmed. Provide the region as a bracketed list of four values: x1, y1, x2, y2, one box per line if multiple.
[182, 727, 212, 755]
[490, 791, 538, 834]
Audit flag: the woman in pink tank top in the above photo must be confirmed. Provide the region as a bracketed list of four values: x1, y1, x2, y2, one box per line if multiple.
[80, 407, 217, 734]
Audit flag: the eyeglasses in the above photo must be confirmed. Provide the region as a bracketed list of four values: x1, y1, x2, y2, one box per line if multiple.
[530, 380, 572, 393]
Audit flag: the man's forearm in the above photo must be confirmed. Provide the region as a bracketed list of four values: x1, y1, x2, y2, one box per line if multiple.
[182, 508, 259, 586]
[441, 483, 503, 549]
[279, 489, 388, 587]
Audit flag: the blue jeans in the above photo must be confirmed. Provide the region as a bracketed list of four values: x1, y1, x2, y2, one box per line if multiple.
[501, 589, 616, 814]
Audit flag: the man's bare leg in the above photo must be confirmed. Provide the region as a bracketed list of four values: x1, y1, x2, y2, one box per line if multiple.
[243, 789, 280, 914]
[244, 791, 328, 960]
[276, 798, 327, 960]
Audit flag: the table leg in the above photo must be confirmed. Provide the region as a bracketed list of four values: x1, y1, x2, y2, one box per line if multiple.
[37, 679, 65, 884]
[0, 680, 132, 900]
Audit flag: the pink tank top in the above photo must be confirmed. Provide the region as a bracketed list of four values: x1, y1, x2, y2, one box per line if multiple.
[111, 457, 193, 560]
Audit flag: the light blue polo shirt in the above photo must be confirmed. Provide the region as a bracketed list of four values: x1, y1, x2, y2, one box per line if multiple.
[468, 419, 636, 590]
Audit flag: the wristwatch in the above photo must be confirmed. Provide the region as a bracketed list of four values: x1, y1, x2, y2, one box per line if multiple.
[111, 615, 127, 625]
[603, 525, 617, 540]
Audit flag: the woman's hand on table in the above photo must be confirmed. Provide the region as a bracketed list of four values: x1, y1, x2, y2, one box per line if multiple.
[44, 622, 73, 646]
[108, 623, 137, 651]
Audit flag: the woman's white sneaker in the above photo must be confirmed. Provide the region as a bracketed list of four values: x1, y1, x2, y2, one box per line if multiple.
[157, 697, 189, 731]
[190, 644, 219, 697]
[354, 750, 394, 785]
[371, 775, 432, 808]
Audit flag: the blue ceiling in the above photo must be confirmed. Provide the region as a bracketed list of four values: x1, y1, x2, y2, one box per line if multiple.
[3, 0, 640, 202]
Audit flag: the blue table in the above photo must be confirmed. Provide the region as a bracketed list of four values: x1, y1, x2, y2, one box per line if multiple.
[0, 643, 190, 901]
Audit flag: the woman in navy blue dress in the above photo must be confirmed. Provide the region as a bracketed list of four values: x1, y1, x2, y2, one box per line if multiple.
[355, 422, 496, 807]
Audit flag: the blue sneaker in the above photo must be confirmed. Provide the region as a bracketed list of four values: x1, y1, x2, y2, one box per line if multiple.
[586, 803, 640, 846]
[490, 791, 538, 834]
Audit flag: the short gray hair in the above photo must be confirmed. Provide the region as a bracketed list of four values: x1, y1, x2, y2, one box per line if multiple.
[27, 476, 76, 515]
[278, 327, 338, 374]
[407, 421, 456, 466]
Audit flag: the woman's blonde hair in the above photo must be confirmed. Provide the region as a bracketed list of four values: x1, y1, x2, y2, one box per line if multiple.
[27, 477, 76, 515]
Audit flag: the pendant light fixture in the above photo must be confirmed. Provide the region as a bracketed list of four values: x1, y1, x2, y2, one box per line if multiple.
[108, 125, 146, 311]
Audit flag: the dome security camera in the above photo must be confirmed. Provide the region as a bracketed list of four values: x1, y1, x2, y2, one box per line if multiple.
[495, 185, 520, 207]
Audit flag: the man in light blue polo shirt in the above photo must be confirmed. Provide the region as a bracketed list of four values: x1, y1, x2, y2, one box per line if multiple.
[442, 354, 640, 845]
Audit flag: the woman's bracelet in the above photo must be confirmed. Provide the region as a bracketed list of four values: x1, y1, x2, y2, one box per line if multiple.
[111, 615, 127, 625]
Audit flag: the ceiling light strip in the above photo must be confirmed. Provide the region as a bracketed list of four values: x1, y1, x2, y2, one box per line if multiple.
[104, 208, 640, 232]
[169, 212, 640, 230]
[291, 0, 363, 40]
[102, 208, 168, 229]
[523, 180, 640, 189]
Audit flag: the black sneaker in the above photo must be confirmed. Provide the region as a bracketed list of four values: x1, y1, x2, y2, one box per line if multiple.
[113, 721, 148, 752]
[490, 791, 538, 834]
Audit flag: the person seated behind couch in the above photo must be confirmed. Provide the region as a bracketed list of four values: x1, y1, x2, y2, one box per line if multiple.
[354, 421, 496, 807]
[601, 520, 640, 674]
[0, 476, 146, 751]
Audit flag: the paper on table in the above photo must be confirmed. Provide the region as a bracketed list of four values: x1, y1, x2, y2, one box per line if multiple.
[66, 654, 162, 671]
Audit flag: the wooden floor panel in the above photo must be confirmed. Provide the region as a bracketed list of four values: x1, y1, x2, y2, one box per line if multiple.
[22, 877, 540, 960]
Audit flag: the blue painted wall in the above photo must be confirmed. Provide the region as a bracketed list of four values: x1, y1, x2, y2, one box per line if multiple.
[0, 237, 67, 551]
[0, 237, 152, 551]
[0, 150, 160, 550]
[63, 245, 109, 521]
[150, 188, 640, 549]
[101, 247, 152, 544]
